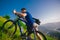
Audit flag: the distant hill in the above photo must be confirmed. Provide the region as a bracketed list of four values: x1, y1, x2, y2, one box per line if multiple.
[56, 28, 60, 32]
[57, 28, 60, 30]
[38, 22, 60, 33]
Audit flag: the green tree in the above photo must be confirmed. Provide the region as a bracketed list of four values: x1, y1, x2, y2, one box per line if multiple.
[3, 15, 10, 19]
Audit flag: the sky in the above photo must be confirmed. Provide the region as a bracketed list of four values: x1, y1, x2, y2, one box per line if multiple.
[0, 0, 60, 24]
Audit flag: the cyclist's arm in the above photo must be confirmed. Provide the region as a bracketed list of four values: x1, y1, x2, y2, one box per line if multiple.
[15, 12, 27, 17]
[13, 9, 26, 17]
[15, 12, 22, 17]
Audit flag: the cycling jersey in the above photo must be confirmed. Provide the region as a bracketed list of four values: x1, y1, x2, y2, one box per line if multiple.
[25, 12, 35, 27]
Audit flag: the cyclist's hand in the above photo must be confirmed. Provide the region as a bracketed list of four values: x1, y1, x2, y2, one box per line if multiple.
[13, 9, 16, 14]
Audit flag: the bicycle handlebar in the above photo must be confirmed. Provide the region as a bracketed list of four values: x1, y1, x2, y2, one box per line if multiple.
[18, 18, 27, 23]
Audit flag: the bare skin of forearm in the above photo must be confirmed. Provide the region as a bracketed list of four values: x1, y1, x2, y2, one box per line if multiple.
[15, 12, 27, 22]
[15, 12, 22, 17]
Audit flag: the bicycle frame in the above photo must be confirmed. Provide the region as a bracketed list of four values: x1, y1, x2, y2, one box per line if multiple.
[14, 18, 37, 40]
[15, 18, 26, 35]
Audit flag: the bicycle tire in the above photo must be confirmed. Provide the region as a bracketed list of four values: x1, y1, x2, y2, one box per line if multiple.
[27, 31, 47, 40]
[2, 20, 17, 36]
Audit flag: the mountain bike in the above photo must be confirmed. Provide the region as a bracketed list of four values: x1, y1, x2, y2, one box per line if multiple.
[2, 17, 47, 40]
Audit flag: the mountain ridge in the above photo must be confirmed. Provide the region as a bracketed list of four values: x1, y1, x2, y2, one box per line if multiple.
[38, 22, 60, 33]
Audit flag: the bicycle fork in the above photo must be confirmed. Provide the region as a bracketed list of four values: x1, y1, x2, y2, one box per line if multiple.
[18, 21, 26, 39]
[17, 21, 23, 36]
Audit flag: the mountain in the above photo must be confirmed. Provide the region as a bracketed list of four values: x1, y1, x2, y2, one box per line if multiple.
[38, 22, 60, 33]
[56, 28, 60, 32]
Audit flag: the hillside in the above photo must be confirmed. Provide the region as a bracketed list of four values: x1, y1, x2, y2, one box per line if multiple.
[0, 16, 7, 27]
[39, 22, 60, 32]
[0, 16, 27, 40]
[0, 16, 58, 40]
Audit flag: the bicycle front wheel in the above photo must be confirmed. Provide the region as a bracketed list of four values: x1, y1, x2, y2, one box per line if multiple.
[28, 31, 47, 40]
[2, 20, 17, 37]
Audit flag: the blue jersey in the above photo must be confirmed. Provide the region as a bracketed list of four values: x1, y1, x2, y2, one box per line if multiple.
[25, 12, 35, 27]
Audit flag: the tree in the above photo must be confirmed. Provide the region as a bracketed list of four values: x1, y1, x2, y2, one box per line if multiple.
[3, 15, 10, 19]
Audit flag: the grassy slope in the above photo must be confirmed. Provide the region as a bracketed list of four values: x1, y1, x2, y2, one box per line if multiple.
[46, 35, 57, 40]
[0, 16, 7, 27]
[0, 16, 57, 40]
[0, 16, 11, 40]
[0, 16, 27, 40]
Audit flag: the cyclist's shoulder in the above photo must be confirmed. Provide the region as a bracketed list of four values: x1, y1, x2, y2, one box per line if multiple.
[26, 12, 31, 15]
[26, 11, 29, 13]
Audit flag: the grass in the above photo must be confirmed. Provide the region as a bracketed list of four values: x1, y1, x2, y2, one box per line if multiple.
[46, 35, 57, 40]
[0, 16, 7, 27]
[0, 16, 58, 40]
